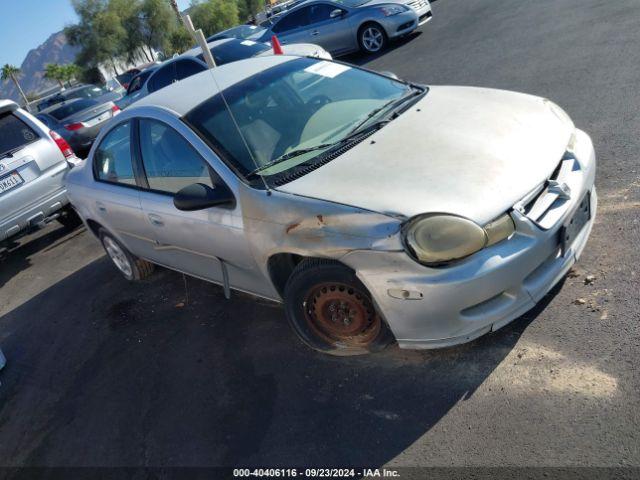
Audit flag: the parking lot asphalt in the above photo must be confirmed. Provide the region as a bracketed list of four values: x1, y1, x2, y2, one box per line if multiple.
[1, 0, 639, 470]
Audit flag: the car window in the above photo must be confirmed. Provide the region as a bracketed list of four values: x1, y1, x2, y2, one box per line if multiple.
[94, 121, 136, 186]
[66, 85, 107, 100]
[272, 7, 310, 33]
[0, 112, 40, 158]
[147, 63, 178, 93]
[176, 59, 206, 80]
[138, 119, 214, 194]
[309, 4, 336, 23]
[127, 70, 153, 94]
[47, 99, 97, 120]
[197, 40, 270, 66]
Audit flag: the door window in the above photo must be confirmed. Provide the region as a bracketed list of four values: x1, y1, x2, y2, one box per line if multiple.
[138, 119, 215, 194]
[176, 59, 207, 80]
[272, 7, 310, 33]
[309, 4, 335, 23]
[94, 121, 136, 186]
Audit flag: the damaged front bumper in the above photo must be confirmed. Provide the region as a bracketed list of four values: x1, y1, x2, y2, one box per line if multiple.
[341, 129, 597, 349]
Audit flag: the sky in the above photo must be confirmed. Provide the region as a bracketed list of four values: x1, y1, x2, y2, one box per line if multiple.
[0, 0, 192, 67]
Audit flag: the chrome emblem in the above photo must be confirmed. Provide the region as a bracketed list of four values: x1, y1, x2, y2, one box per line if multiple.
[0, 163, 6, 172]
[548, 180, 571, 200]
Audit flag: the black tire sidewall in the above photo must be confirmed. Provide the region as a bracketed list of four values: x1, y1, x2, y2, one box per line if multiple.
[284, 262, 393, 355]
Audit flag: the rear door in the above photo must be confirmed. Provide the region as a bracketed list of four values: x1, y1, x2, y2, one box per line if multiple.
[0, 107, 68, 230]
[90, 120, 151, 256]
[272, 7, 312, 46]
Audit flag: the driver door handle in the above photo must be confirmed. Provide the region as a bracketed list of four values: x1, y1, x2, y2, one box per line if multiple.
[310, 30, 320, 36]
[148, 213, 164, 227]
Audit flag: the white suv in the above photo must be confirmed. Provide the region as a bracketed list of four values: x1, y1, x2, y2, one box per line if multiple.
[0, 99, 82, 245]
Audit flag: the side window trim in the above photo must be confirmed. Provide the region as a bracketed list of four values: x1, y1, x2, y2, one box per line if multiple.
[135, 118, 230, 198]
[92, 119, 145, 190]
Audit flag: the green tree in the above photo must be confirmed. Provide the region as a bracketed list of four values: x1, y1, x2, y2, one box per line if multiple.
[167, 28, 194, 56]
[189, 0, 239, 37]
[1, 64, 28, 106]
[139, 0, 176, 60]
[44, 63, 65, 88]
[237, 0, 262, 22]
[61, 64, 82, 86]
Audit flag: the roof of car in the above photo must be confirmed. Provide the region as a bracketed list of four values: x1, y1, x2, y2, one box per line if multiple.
[133, 55, 294, 116]
[179, 38, 236, 59]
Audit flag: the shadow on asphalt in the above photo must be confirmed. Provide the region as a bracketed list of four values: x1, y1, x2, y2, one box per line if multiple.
[0, 251, 563, 466]
[341, 31, 424, 68]
[0, 225, 85, 290]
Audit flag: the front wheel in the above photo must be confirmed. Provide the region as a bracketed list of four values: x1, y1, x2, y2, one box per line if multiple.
[284, 259, 394, 356]
[358, 23, 388, 54]
[99, 229, 154, 281]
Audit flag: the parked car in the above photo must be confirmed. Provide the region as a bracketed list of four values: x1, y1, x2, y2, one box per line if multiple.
[1, 100, 82, 245]
[115, 62, 160, 90]
[254, 0, 431, 56]
[206, 24, 269, 42]
[115, 38, 330, 109]
[115, 65, 161, 110]
[36, 97, 120, 157]
[36, 84, 123, 112]
[66, 56, 597, 356]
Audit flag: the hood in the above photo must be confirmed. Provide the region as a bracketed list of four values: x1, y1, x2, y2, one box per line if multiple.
[276, 86, 574, 225]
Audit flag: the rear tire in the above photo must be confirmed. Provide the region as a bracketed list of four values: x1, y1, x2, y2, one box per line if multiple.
[358, 23, 388, 54]
[284, 258, 394, 356]
[99, 229, 154, 281]
[57, 207, 83, 230]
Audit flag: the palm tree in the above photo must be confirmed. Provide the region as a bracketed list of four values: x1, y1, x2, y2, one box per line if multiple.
[44, 63, 64, 88]
[1, 64, 29, 107]
[168, 0, 182, 22]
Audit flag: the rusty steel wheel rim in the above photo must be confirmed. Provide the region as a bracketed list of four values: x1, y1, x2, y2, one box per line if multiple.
[303, 282, 381, 348]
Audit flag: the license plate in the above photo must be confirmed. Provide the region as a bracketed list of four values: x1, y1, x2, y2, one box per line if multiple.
[0, 171, 24, 194]
[560, 192, 591, 255]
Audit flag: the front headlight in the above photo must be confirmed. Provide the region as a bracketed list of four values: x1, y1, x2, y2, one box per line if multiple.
[379, 5, 408, 16]
[403, 213, 515, 266]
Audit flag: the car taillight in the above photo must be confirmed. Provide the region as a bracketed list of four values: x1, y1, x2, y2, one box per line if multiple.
[50, 130, 75, 158]
[64, 122, 85, 131]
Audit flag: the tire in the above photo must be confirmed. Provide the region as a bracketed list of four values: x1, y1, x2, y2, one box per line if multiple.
[99, 229, 154, 281]
[358, 22, 388, 54]
[284, 258, 394, 356]
[57, 207, 83, 230]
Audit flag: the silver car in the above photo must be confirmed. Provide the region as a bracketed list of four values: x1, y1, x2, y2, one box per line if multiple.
[66, 56, 596, 356]
[1, 100, 82, 245]
[255, 0, 431, 56]
[116, 38, 330, 110]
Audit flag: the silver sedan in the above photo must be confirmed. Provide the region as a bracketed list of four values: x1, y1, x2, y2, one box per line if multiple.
[254, 0, 431, 55]
[66, 56, 596, 356]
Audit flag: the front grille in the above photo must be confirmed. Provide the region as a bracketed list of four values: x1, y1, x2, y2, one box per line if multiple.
[515, 155, 582, 230]
[408, 0, 428, 10]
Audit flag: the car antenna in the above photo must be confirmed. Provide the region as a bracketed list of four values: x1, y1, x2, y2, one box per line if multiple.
[182, 14, 271, 194]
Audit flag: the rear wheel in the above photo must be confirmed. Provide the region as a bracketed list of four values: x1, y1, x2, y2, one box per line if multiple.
[358, 23, 387, 54]
[284, 259, 393, 355]
[99, 229, 154, 281]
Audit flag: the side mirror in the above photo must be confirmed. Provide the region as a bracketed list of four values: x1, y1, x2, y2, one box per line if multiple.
[379, 71, 400, 80]
[330, 8, 344, 18]
[173, 182, 235, 211]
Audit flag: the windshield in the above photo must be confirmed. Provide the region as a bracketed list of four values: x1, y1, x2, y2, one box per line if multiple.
[334, 0, 368, 6]
[197, 40, 271, 67]
[127, 70, 154, 94]
[232, 25, 267, 40]
[185, 58, 420, 183]
[48, 99, 98, 120]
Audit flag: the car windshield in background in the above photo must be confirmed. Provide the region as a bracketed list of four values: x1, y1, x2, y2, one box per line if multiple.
[334, 0, 369, 6]
[227, 25, 267, 40]
[185, 58, 419, 182]
[197, 40, 270, 66]
[47, 99, 98, 120]
[0, 112, 39, 158]
[127, 70, 155, 94]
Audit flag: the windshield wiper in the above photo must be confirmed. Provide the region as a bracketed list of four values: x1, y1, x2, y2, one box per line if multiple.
[247, 143, 335, 177]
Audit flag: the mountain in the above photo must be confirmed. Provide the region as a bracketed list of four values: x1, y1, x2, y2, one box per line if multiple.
[0, 31, 79, 102]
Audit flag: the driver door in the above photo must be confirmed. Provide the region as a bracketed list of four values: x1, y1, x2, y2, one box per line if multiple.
[307, 3, 352, 55]
[135, 118, 248, 286]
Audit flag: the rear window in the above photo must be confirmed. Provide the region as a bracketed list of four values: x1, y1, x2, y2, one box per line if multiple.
[197, 40, 270, 66]
[65, 86, 108, 100]
[48, 99, 97, 120]
[0, 112, 39, 158]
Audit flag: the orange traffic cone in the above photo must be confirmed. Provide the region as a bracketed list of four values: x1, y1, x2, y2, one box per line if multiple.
[271, 35, 283, 55]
